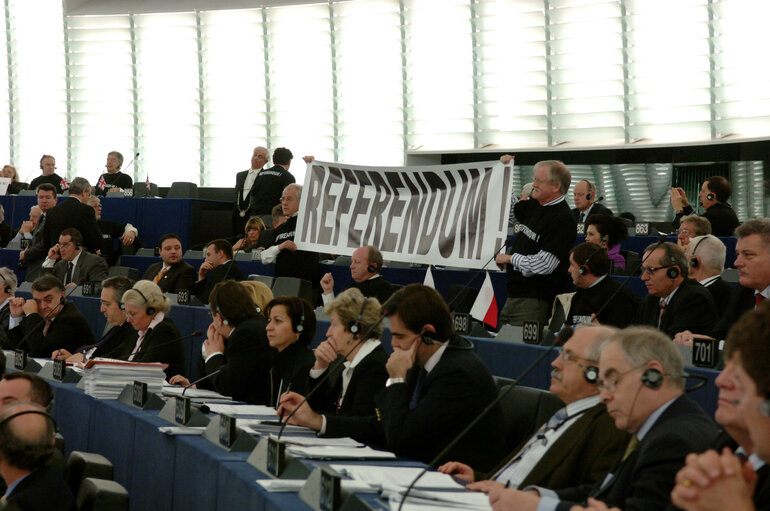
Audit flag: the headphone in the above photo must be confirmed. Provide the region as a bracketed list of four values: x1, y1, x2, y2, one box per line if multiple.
[706, 193, 715, 201]
[0, 409, 57, 430]
[585, 193, 592, 201]
[688, 236, 707, 269]
[420, 330, 438, 345]
[367, 263, 377, 274]
[641, 368, 664, 389]
[666, 266, 680, 279]
[578, 238, 607, 276]
[760, 392, 770, 417]
[121, 288, 156, 316]
[0, 273, 12, 295]
[582, 364, 599, 384]
[292, 305, 305, 334]
[347, 298, 368, 339]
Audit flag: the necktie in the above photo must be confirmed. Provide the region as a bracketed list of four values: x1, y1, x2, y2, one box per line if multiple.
[410, 368, 427, 410]
[621, 435, 639, 462]
[43, 319, 52, 336]
[153, 266, 168, 284]
[545, 407, 569, 431]
[66, 262, 74, 285]
[756, 294, 766, 308]
[658, 299, 667, 328]
[579, 212, 585, 223]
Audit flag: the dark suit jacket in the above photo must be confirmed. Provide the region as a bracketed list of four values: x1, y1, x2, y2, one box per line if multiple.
[8, 301, 95, 357]
[42, 197, 102, 253]
[572, 202, 612, 221]
[555, 395, 719, 511]
[268, 342, 315, 406]
[113, 316, 186, 379]
[203, 316, 273, 404]
[709, 284, 755, 339]
[192, 260, 244, 304]
[703, 276, 733, 316]
[352, 277, 395, 306]
[6, 464, 75, 511]
[375, 337, 505, 473]
[568, 275, 638, 329]
[309, 344, 389, 446]
[675, 202, 740, 237]
[0, 300, 12, 350]
[50, 250, 108, 284]
[88, 322, 135, 359]
[486, 402, 629, 491]
[143, 261, 197, 294]
[634, 279, 717, 338]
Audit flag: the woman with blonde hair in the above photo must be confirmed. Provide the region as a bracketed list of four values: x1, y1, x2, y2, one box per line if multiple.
[233, 216, 266, 252]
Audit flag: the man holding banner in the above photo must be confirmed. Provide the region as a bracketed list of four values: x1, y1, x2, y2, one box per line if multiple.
[495, 156, 576, 328]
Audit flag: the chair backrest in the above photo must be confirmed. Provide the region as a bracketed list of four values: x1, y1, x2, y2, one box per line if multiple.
[133, 182, 158, 198]
[722, 267, 739, 283]
[76, 478, 128, 511]
[167, 181, 199, 198]
[184, 249, 203, 259]
[615, 250, 641, 276]
[497, 384, 564, 453]
[135, 248, 156, 257]
[66, 451, 113, 496]
[108, 266, 140, 282]
[18, 189, 37, 196]
[105, 191, 124, 198]
[333, 255, 351, 266]
[248, 274, 274, 288]
[271, 276, 313, 303]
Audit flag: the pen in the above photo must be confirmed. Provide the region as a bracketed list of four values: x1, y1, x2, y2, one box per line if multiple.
[504, 481, 510, 489]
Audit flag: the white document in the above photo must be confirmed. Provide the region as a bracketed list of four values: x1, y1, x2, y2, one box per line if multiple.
[269, 434, 363, 448]
[158, 426, 206, 436]
[256, 479, 375, 493]
[205, 404, 277, 416]
[161, 384, 231, 400]
[285, 445, 396, 460]
[329, 465, 464, 491]
[387, 489, 491, 510]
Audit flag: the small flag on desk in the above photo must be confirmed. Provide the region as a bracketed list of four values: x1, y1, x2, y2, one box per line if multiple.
[97, 174, 107, 190]
[146, 175, 151, 191]
[470, 271, 498, 328]
[60, 178, 69, 190]
[423, 266, 435, 289]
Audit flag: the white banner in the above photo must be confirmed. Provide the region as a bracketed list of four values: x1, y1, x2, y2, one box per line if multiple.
[295, 160, 513, 269]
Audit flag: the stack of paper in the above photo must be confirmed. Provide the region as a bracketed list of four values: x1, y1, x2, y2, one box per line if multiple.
[329, 465, 464, 491]
[83, 358, 167, 399]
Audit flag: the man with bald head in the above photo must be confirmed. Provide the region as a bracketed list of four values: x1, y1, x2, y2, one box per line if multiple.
[10, 205, 42, 245]
[571, 180, 612, 223]
[0, 401, 74, 509]
[320, 245, 394, 305]
[233, 146, 270, 234]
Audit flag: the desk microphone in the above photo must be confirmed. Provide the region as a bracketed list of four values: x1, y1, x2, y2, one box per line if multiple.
[123, 153, 140, 174]
[182, 368, 223, 396]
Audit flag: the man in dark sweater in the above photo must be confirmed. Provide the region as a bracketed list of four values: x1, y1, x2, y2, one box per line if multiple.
[495, 156, 576, 327]
[248, 147, 296, 224]
[320, 245, 394, 306]
[672, 176, 740, 237]
[566, 243, 637, 328]
[28, 155, 65, 194]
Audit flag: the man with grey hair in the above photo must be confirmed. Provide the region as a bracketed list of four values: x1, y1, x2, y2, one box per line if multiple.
[485, 326, 718, 511]
[10, 205, 42, 245]
[683, 234, 732, 312]
[0, 267, 17, 349]
[495, 155, 577, 327]
[40, 176, 102, 253]
[676, 214, 711, 250]
[233, 145, 270, 234]
[441, 325, 627, 493]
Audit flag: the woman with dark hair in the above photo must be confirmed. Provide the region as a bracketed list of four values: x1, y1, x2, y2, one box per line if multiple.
[233, 216, 266, 252]
[170, 280, 273, 404]
[585, 214, 629, 271]
[277, 288, 388, 444]
[264, 296, 316, 405]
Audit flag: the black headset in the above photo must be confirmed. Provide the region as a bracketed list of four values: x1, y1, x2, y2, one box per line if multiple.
[0, 273, 12, 295]
[688, 236, 707, 269]
[420, 330, 438, 345]
[760, 391, 770, 417]
[0, 409, 57, 430]
[292, 304, 305, 334]
[582, 364, 599, 384]
[367, 263, 377, 274]
[641, 368, 664, 389]
[585, 192, 592, 201]
[121, 287, 156, 315]
[578, 237, 607, 276]
[348, 298, 368, 339]
[666, 266, 680, 279]
[706, 193, 715, 201]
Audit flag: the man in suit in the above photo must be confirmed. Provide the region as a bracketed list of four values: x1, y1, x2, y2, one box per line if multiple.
[0, 401, 75, 510]
[683, 234, 732, 313]
[0, 267, 17, 350]
[233, 146, 269, 235]
[440, 325, 628, 492]
[635, 242, 717, 338]
[87, 196, 139, 265]
[28, 154, 65, 194]
[375, 284, 505, 473]
[40, 176, 102, 254]
[487, 326, 718, 511]
[10, 205, 42, 245]
[41, 228, 108, 287]
[0, 372, 54, 412]
[143, 233, 197, 294]
[7, 274, 95, 357]
[320, 245, 395, 306]
[248, 147, 295, 224]
[566, 243, 638, 328]
[572, 180, 612, 223]
[671, 303, 770, 510]
[672, 176, 740, 237]
[192, 238, 244, 304]
[18, 183, 59, 280]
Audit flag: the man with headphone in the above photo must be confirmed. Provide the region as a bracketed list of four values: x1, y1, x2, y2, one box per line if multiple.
[0, 267, 17, 350]
[320, 245, 395, 306]
[571, 180, 612, 223]
[635, 242, 717, 338]
[441, 325, 628, 492]
[488, 326, 718, 511]
[41, 227, 107, 288]
[28, 155, 64, 194]
[671, 176, 740, 237]
[566, 243, 638, 328]
[376, 284, 505, 473]
[683, 234, 732, 313]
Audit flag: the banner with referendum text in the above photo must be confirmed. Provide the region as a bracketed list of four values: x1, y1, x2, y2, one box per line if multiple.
[295, 160, 513, 269]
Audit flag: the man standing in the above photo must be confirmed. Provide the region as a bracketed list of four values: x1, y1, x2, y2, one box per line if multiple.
[40, 177, 101, 253]
[28, 155, 64, 194]
[87, 196, 139, 265]
[192, 239, 244, 303]
[672, 176, 740, 236]
[495, 156, 576, 327]
[486, 326, 718, 511]
[572, 180, 612, 223]
[233, 146, 269, 235]
[635, 242, 717, 338]
[441, 325, 628, 491]
[376, 284, 505, 473]
[248, 147, 295, 225]
[320, 245, 394, 305]
[143, 233, 197, 294]
[42, 228, 108, 287]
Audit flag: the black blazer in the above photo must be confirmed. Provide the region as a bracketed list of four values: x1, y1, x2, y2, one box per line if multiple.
[572, 201, 612, 221]
[8, 301, 95, 357]
[709, 284, 755, 339]
[143, 261, 197, 294]
[42, 197, 102, 253]
[268, 341, 314, 407]
[555, 395, 719, 511]
[675, 202, 740, 237]
[351, 278, 395, 306]
[309, 343, 389, 445]
[634, 278, 718, 338]
[203, 316, 273, 404]
[113, 316, 186, 379]
[375, 337, 506, 473]
[192, 260, 245, 304]
[89, 322, 135, 359]
[7, 464, 75, 511]
[0, 300, 12, 350]
[703, 277, 733, 316]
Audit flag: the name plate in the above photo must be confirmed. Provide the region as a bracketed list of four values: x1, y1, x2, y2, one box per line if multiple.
[576, 223, 585, 235]
[692, 337, 718, 368]
[82, 281, 94, 296]
[177, 289, 190, 305]
[132, 381, 148, 407]
[266, 437, 286, 477]
[14, 349, 26, 370]
[634, 222, 650, 236]
[219, 414, 236, 448]
[53, 359, 66, 381]
[320, 467, 342, 511]
[175, 396, 192, 424]
[452, 313, 471, 335]
[19, 238, 30, 250]
[522, 321, 541, 345]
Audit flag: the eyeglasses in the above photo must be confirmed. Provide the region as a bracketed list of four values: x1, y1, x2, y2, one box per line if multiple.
[640, 265, 673, 276]
[559, 349, 592, 366]
[597, 366, 643, 393]
[678, 228, 692, 236]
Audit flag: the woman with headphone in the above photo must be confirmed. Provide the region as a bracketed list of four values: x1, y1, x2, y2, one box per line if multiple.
[264, 296, 316, 406]
[170, 280, 274, 404]
[585, 214, 630, 271]
[116, 280, 185, 380]
[277, 289, 388, 445]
